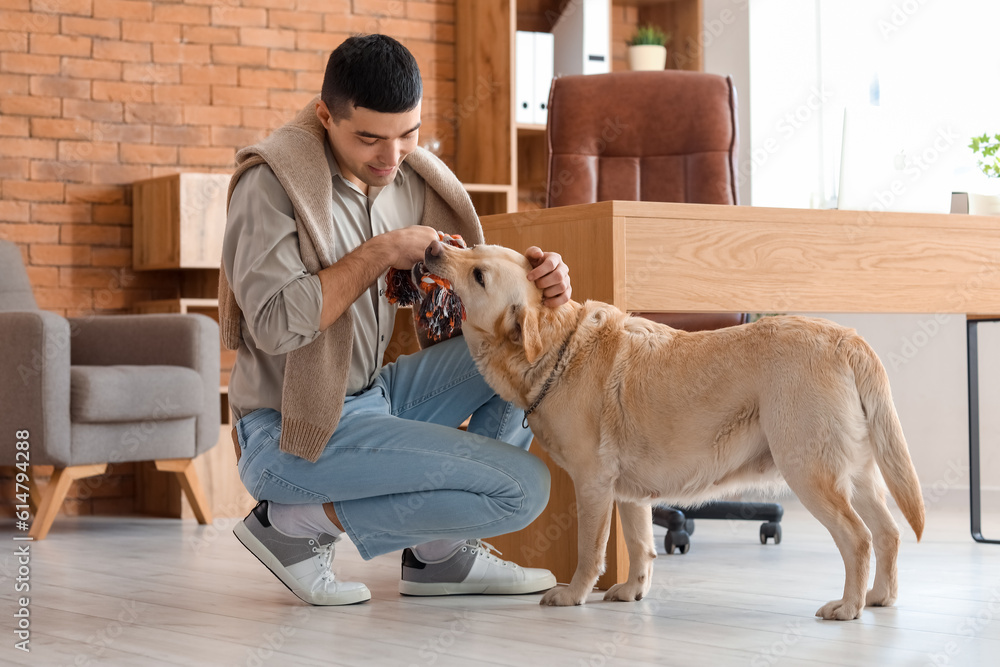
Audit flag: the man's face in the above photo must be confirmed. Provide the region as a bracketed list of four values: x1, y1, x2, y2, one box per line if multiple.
[316, 100, 421, 191]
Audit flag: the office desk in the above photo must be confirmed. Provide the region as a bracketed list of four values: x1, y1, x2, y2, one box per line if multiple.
[480, 200, 1000, 588]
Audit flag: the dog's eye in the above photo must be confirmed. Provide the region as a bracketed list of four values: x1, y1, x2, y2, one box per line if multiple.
[473, 267, 485, 287]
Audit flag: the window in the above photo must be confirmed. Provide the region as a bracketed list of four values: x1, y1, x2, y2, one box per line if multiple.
[749, 0, 1000, 208]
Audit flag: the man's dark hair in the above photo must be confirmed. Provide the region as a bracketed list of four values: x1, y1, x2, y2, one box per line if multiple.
[321, 34, 422, 121]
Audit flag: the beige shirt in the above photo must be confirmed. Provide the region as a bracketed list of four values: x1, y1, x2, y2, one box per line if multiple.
[223, 141, 425, 421]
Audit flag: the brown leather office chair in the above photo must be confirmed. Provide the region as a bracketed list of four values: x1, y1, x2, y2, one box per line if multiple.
[545, 70, 782, 553]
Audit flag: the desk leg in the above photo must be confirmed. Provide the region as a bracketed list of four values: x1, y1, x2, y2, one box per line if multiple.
[487, 441, 630, 589]
[968, 320, 1000, 544]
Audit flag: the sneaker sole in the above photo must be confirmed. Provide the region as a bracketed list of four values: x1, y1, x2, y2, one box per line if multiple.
[399, 572, 557, 596]
[234, 521, 371, 606]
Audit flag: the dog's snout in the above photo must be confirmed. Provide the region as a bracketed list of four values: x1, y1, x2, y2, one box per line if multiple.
[425, 240, 444, 264]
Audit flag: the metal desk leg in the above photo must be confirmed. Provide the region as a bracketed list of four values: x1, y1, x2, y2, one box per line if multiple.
[969, 318, 1000, 543]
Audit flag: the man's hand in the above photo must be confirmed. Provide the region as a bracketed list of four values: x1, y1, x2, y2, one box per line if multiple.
[525, 246, 572, 308]
[383, 225, 440, 269]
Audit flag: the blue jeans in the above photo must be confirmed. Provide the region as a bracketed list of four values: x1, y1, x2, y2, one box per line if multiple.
[235, 336, 550, 560]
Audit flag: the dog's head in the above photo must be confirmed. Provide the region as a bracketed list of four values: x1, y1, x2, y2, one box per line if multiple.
[422, 241, 544, 362]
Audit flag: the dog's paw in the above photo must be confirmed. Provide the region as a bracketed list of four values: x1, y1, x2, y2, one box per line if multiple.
[815, 598, 863, 620]
[540, 586, 586, 606]
[603, 580, 650, 602]
[865, 586, 897, 607]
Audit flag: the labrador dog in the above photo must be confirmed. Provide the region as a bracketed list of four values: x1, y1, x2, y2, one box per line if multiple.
[422, 241, 925, 620]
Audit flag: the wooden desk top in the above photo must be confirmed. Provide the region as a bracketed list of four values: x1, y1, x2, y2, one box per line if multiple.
[481, 201, 1000, 315]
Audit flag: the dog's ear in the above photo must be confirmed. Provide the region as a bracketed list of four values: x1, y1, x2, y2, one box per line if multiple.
[512, 305, 543, 363]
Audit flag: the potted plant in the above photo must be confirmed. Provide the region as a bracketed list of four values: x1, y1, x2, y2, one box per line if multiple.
[627, 24, 671, 72]
[969, 133, 1000, 215]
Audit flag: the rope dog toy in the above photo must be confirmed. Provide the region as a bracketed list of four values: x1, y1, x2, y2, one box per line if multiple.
[385, 231, 468, 341]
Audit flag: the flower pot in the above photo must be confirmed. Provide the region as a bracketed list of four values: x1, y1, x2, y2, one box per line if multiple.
[969, 192, 1000, 216]
[628, 45, 667, 71]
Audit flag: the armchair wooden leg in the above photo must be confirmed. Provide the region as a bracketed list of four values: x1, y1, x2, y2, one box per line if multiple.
[154, 459, 213, 525]
[29, 464, 108, 540]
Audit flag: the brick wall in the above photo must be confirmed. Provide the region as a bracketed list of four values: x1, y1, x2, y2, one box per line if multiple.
[1, 0, 456, 320]
[0, 0, 456, 517]
[0, 0, 636, 519]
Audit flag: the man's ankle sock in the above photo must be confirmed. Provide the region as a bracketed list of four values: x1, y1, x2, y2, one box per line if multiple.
[413, 538, 467, 562]
[267, 502, 343, 539]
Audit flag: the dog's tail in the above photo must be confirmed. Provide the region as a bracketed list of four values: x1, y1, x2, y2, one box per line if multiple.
[847, 336, 925, 541]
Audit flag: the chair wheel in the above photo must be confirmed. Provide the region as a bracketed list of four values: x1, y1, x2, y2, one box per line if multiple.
[685, 518, 695, 535]
[665, 530, 690, 555]
[760, 522, 782, 545]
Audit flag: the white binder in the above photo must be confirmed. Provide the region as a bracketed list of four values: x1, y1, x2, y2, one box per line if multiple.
[515, 31, 535, 125]
[532, 32, 554, 126]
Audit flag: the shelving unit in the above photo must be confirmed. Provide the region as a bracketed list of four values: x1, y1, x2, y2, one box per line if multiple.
[131, 174, 252, 519]
[455, 0, 703, 215]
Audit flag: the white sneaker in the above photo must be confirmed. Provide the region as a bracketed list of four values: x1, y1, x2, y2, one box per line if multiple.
[399, 539, 556, 596]
[234, 500, 370, 606]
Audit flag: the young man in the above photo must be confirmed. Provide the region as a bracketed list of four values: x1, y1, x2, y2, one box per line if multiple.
[220, 34, 572, 605]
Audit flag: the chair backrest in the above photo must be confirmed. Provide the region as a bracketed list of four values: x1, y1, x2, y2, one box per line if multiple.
[0, 240, 38, 312]
[546, 70, 739, 208]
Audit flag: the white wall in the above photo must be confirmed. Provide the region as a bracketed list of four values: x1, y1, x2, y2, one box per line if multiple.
[702, 1, 1000, 502]
[701, 0, 752, 206]
[793, 314, 1000, 499]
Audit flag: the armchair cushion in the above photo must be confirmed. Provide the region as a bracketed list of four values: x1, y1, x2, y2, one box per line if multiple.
[71, 365, 204, 423]
[67, 313, 221, 457]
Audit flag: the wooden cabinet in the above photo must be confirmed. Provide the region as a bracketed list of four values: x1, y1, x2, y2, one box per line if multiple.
[455, 0, 704, 215]
[132, 173, 230, 270]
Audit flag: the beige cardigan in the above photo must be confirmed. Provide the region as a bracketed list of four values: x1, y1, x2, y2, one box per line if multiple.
[218, 97, 484, 462]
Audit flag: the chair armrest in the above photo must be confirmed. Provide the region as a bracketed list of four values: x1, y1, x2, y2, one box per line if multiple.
[67, 313, 221, 456]
[0, 311, 71, 466]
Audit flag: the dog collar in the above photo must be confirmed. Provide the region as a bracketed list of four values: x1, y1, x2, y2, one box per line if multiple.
[521, 311, 583, 428]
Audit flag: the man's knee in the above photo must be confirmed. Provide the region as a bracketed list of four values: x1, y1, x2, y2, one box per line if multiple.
[512, 454, 551, 528]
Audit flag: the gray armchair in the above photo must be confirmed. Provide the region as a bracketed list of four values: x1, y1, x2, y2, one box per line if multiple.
[0, 240, 219, 538]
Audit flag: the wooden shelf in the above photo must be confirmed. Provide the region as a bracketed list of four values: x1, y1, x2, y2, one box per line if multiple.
[463, 182, 516, 193]
[516, 123, 547, 134]
[456, 1, 704, 216]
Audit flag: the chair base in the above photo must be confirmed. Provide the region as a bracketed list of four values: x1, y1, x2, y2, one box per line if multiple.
[29, 458, 213, 540]
[652, 501, 784, 554]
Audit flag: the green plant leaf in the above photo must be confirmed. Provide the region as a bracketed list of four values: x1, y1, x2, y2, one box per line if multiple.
[627, 24, 670, 47]
[970, 133, 1000, 178]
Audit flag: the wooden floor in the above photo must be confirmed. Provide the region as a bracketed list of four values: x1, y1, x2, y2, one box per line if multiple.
[2, 497, 999, 666]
